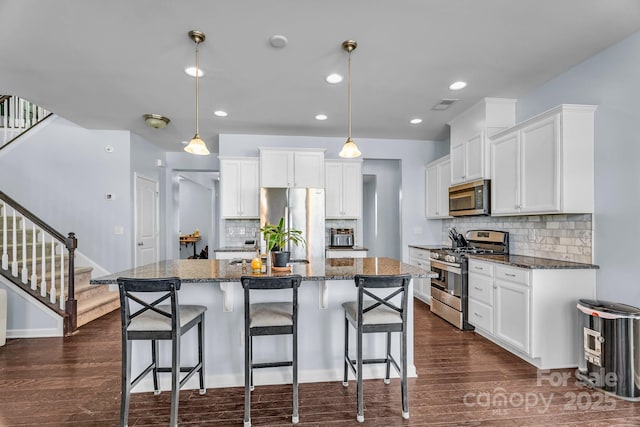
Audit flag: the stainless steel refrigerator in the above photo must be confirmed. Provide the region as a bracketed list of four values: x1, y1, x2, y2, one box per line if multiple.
[260, 188, 325, 261]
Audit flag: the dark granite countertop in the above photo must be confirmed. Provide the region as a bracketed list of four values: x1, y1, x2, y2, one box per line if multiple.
[213, 247, 258, 252]
[91, 257, 437, 284]
[409, 244, 447, 251]
[326, 246, 368, 251]
[467, 254, 599, 269]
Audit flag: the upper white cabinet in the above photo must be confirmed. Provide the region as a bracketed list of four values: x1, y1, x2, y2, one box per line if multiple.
[490, 104, 597, 216]
[220, 157, 260, 218]
[448, 98, 517, 185]
[260, 148, 325, 188]
[425, 155, 451, 218]
[325, 160, 362, 218]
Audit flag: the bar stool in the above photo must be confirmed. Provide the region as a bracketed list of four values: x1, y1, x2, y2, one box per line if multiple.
[117, 277, 207, 427]
[342, 273, 411, 422]
[241, 274, 302, 427]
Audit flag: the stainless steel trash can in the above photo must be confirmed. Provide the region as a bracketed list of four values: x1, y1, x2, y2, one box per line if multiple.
[576, 299, 640, 400]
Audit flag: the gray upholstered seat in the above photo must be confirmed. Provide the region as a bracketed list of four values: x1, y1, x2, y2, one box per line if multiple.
[343, 274, 411, 423]
[342, 301, 402, 325]
[250, 302, 294, 328]
[117, 277, 206, 427]
[241, 275, 302, 427]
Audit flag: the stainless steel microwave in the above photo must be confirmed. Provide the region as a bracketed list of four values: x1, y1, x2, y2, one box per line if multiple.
[448, 179, 490, 216]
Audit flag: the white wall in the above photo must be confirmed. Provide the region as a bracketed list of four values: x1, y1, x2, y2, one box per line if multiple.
[219, 134, 449, 261]
[516, 31, 640, 304]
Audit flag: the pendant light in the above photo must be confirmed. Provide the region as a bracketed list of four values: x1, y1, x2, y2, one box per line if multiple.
[184, 30, 210, 155]
[339, 40, 362, 158]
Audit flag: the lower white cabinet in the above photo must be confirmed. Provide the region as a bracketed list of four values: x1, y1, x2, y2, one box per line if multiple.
[408, 247, 431, 303]
[468, 258, 596, 369]
[325, 249, 367, 259]
[214, 251, 256, 261]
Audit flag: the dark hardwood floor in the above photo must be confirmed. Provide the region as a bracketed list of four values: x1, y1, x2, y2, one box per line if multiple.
[1, 299, 639, 426]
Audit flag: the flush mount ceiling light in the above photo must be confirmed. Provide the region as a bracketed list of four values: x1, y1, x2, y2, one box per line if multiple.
[338, 40, 361, 158]
[184, 30, 210, 155]
[143, 114, 170, 129]
[449, 81, 467, 90]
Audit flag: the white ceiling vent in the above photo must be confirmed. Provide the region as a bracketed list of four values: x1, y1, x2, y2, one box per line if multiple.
[432, 99, 459, 111]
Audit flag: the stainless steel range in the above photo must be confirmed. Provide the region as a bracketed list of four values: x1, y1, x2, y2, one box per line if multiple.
[429, 230, 509, 330]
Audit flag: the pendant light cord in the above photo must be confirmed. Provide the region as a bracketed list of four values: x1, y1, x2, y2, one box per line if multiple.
[195, 41, 200, 136]
[347, 48, 352, 140]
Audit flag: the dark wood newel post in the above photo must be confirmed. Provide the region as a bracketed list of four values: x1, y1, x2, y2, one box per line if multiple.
[64, 232, 78, 336]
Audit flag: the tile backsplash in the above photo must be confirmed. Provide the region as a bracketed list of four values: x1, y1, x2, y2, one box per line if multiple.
[442, 214, 592, 264]
[224, 219, 260, 247]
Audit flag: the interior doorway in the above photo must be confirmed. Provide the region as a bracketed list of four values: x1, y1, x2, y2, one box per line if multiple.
[175, 172, 218, 259]
[362, 159, 402, 259]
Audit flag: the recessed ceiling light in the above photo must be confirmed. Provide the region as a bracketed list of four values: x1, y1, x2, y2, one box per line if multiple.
[449, 81, 467, 90]
[325, 73, 343, 84]
[214, 110, 228, 117]
[315, 114, 328, 121]
[184, 67, 205, 77]
[410, 118, 423, 125]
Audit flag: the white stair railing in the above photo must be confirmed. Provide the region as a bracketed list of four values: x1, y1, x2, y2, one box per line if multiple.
[0, 95, 51, 149]
[0, 191, 78, 335]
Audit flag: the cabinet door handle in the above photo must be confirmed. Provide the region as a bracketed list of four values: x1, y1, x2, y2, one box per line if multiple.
[473, 312, 482, 318]
[474, 286, 483, 291]
[505, 273, 516, 277]
[474, 266, 484, 271]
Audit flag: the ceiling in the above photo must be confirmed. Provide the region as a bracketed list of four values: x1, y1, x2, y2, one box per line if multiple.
[2, 0, 640, 153]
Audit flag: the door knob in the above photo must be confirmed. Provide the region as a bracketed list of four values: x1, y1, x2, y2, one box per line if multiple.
[137, 242, 144, 247]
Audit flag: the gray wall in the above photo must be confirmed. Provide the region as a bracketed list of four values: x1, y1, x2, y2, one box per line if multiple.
[219, 134, 449, 261]
[516, 31, 640, 304]
[0, 116, 132, 272]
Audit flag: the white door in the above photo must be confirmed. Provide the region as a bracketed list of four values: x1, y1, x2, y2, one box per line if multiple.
[135, 175, 159, 267]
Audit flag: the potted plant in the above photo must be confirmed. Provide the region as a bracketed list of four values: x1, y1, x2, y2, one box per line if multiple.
[260, 217, 306, 267]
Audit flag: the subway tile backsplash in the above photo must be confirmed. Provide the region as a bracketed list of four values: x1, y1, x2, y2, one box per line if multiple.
[442, 214, 593, 264]
[224, 219, 260, 247]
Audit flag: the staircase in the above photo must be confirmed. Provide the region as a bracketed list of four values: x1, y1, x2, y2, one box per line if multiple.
[1, 200, 119, 335]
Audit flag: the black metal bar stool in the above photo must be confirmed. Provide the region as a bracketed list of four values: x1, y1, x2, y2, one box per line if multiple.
[342, 273, 411, 422]
[117, 277, 207, 427]
[241, 274, 302, 427]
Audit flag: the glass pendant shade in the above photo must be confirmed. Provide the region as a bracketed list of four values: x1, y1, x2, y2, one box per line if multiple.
[339, 137, 361, 158]
[184, 133, 210, 155]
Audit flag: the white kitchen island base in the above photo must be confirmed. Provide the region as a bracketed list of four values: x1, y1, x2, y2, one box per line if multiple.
[125, 279, 417, 393]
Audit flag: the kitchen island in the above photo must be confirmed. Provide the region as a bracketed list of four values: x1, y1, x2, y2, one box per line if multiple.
[92, 257, 435, 392]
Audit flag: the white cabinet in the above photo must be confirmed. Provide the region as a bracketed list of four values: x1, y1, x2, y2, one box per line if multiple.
[325, 249, 367, 259]
[450, 132, 486, 184]
[490, 104, 597, 215]
[260, 148, 325, 188]
[219, 157, 259, 218]
[425, 155, 451, 218]
[467, 257, 596, 369]
[408, 247, 431, 303]
[448, 98, 516, 185]
[214, 251, 256, 261]
[494, 265, 530, 353]
[325, 160, 362, 218]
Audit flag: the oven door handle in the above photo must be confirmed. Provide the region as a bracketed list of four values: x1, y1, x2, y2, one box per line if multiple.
[430, 259, 462, 275]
